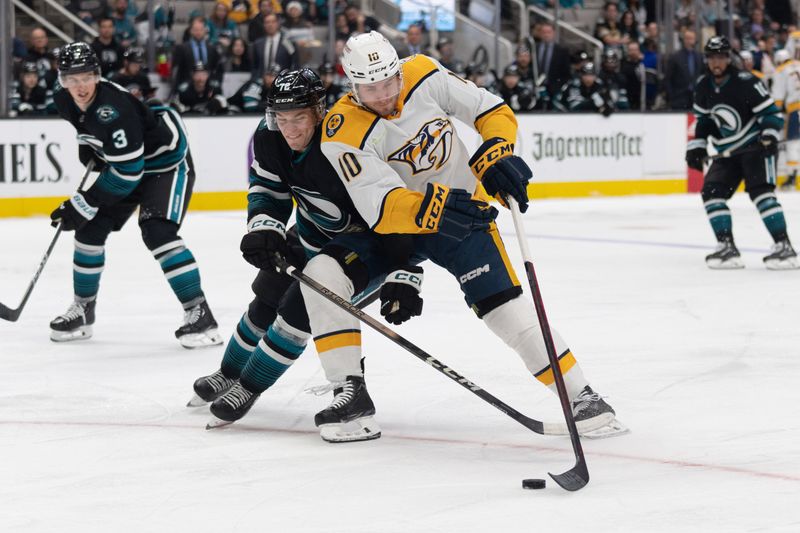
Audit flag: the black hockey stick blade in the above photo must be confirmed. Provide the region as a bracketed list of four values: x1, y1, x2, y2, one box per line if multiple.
[549, 456, 589, 491]
[0, 302, 21, 322]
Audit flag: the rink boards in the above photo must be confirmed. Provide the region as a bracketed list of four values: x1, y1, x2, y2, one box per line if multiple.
[0, 113, 690, 217]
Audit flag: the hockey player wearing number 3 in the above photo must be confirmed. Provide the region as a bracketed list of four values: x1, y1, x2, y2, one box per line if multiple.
[686, 36, 799, 270]
[298, 32, 621, 436]
[48, 42, 224, 347]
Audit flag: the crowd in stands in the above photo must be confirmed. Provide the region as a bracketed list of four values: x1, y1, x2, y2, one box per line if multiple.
[6, 0, 798, 117]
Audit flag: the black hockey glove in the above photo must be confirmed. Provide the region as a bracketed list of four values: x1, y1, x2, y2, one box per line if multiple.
[50, 192, 98, 231]
[759, 133, 780, 158]
[685, 147, 707, 172]
[469, 137, 532, 212]
[240, 214, 288, 271]
[416, 183, 498, 242]
[380, 265, 424, 325]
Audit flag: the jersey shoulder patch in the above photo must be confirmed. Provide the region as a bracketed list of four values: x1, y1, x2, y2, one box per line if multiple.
[322, 96, 379, 149]
[95, 104, 120, 124]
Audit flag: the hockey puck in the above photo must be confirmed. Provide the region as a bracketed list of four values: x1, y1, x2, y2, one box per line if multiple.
[522, 478, 546, 490]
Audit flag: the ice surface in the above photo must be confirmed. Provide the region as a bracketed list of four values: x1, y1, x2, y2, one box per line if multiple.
[1, 194, 799, 532]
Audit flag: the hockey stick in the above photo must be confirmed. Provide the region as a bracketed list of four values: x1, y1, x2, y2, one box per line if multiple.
[506, 197, 589, 492]
[705, 139, 786, 162]
[273, 256, 579, 440]
[0, 161, 95, 322]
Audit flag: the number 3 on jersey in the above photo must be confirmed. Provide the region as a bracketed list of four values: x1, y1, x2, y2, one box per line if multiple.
[338, 152, 362, 181]
[112, 128, 128, 149]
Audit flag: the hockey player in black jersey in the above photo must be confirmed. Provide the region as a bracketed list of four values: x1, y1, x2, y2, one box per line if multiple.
[686, 36, 798, 269]
[108, 47, 154, 101]
[190, 68, 382, 442]
[48, 42, 224, 347]
[10, 62, 54, 116]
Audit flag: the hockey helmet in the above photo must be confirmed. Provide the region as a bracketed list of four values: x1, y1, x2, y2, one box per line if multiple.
[704, 36, 731, 57]
[123, 47, 145, 63]
[265, 68, 326, 130]
[601, 48, 619, 66]
[775, 49, 791, 65]
[503, 64, 521, 78]
[341, 31, 402, 106]
[22, 61, 39, 74]
[579, 62, 596, 75]
[317, 62, 336, 76]
[58, 42, 100, 76]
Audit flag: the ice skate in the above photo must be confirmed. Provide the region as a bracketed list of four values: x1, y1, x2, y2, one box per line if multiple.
[571, 385, 628, 438]
[705, 237, 744, 269]
[187, 369, 236, 408]
[314, 376, 381, 443]
[50, 299, 95, 342]
[763, 239, 799, 270]
[206, 382, 260, 429]
[175, 300, 223, 348]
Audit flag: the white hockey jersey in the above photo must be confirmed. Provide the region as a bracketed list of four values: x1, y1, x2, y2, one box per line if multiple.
[320, 54, 517, 234]
[772, 59, 800, 113]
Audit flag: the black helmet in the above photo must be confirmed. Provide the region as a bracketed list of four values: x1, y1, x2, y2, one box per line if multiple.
[22, 61, 39, 74]
[57, 42, 100, 76]
[465, 62, 486, 78]
[265, 68, 326, 130]
[503, 64, 521, 77]
[580, 62, 596, 75]
[123, 47, 144, 63]
[704, 35, 731, 56]
[602, 48, 619, 64]
[317, 62, 335, 75]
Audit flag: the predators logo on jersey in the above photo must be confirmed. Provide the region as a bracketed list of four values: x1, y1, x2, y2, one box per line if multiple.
[388, 117, 454, 174]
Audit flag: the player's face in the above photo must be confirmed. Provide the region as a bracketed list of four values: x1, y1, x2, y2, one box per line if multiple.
[61, 71, 100, 108]
[276, 108, 317, 151]
[356, 74, 402, 117]
[22, 72, 39, 89]
[707, 54, 730, 77]
[127, 61, 142, 75]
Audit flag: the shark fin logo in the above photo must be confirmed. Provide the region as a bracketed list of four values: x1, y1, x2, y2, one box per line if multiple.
[388, 117, 454, 174]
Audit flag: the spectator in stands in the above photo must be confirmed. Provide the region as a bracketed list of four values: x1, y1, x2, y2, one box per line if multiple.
[9, 62, 53, 116]
[495, 65, 537, 112]
[69, 0, 110, 27]
[25, 28, 57, 86]
[109, 47, 154, 101]
[664, 29, 702, 110]
[465, 62, 493, 89]
[642, 34, 659, 107]
[317, 62, 346, 108]
[397, 23, 427, 58]
[229, 64, 281, 113]
[251, 13, 298, 77]
[344, 4, 381, 35]
[248, 1, 276, 42]
[598, 48, 630, 109]
[173, 16, 223, 88]
[536, 21, 572, 95]
[174, 62, 229, 115]
[284, 1, 313, 31]
[675, 0, 695, 27]
[435, 37, 464, 74]
[110, 0, 137, 47]
[509, 44, 535, 88]
[626, 0, 647, 30]
[595, 2, 623, 48]
[13, 36, 28, 61]
[223, 0, 259, 25]
[208, 2, 240, 49]
[224, 38, 252, 72]
[92, 17, 125, 77]
[620, 41, 644, 109]
[334, 13, 351, 41]
[619, 10, 640, 43]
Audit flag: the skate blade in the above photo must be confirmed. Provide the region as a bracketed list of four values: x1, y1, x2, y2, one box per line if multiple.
[179, 329, 224, 349]
[319, 416, 382, 443]
[206, 415, 234, 430]
[186, 394, 209, 408]
[543, 412, 616, 436]
[706, 258, 745, 269]
[50, 325, 93, 342]
[764, 257, 800, 270]
[581, 418, 630, 439]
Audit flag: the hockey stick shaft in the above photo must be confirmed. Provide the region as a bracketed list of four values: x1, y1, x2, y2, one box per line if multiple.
[274, 256, 562, 437]
[0, 161, 95, 322]
[507, 197, 589, 492]
[705, 139, 786, 162]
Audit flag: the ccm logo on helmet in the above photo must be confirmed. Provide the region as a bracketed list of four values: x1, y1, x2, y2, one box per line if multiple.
[459, 264, 490, 284]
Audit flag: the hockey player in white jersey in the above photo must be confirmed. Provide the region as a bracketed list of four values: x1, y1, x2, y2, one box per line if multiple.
[297, 32, 624, 436]
[772, 49, 800, 188]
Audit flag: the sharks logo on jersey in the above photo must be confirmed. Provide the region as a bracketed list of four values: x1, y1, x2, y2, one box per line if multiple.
[291, 186, 351, 234]
[710, 104, 743, 136]
[388, 117, 454, 174]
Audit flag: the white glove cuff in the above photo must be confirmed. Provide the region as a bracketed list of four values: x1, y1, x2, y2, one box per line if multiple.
[69, 192, 98, 221]
[384, 268, 424, 292]
[247, 213, 286, 236]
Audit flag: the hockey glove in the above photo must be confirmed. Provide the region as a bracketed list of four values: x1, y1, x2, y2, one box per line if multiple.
[380, 265, 424, 325]
[416, 183, 498, 242]
[469, 137, 532, 212]
[240, 214, 288, 271]
[50, 192, 98, 231]
[685, 147, 707, 172]
[759, 132, 780, 158]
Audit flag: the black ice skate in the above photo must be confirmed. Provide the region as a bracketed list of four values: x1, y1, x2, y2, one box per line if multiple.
[187, 369, 237, 408]
[314, 375, 381, 443]
[175, 300, 223, 348]
[763, 239, 799, 270]
[705, 237, 744, 269]
[570, 385, 629, 438]
[206, 382, 261, 429]
[50, 299, 96, 342]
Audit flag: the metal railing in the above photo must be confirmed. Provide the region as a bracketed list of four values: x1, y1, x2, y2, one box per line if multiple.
[527, 3, 603, 65]
[12, 0, 72, 43]
[41, 0, 98, 39]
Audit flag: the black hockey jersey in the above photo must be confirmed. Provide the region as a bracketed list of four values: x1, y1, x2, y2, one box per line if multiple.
[53, 80, 188, 205]
[108, 71, 154, 101]
[249, 119, 367, 255]
[10, 83, 53, 115]
[691, 67, 783, 153]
